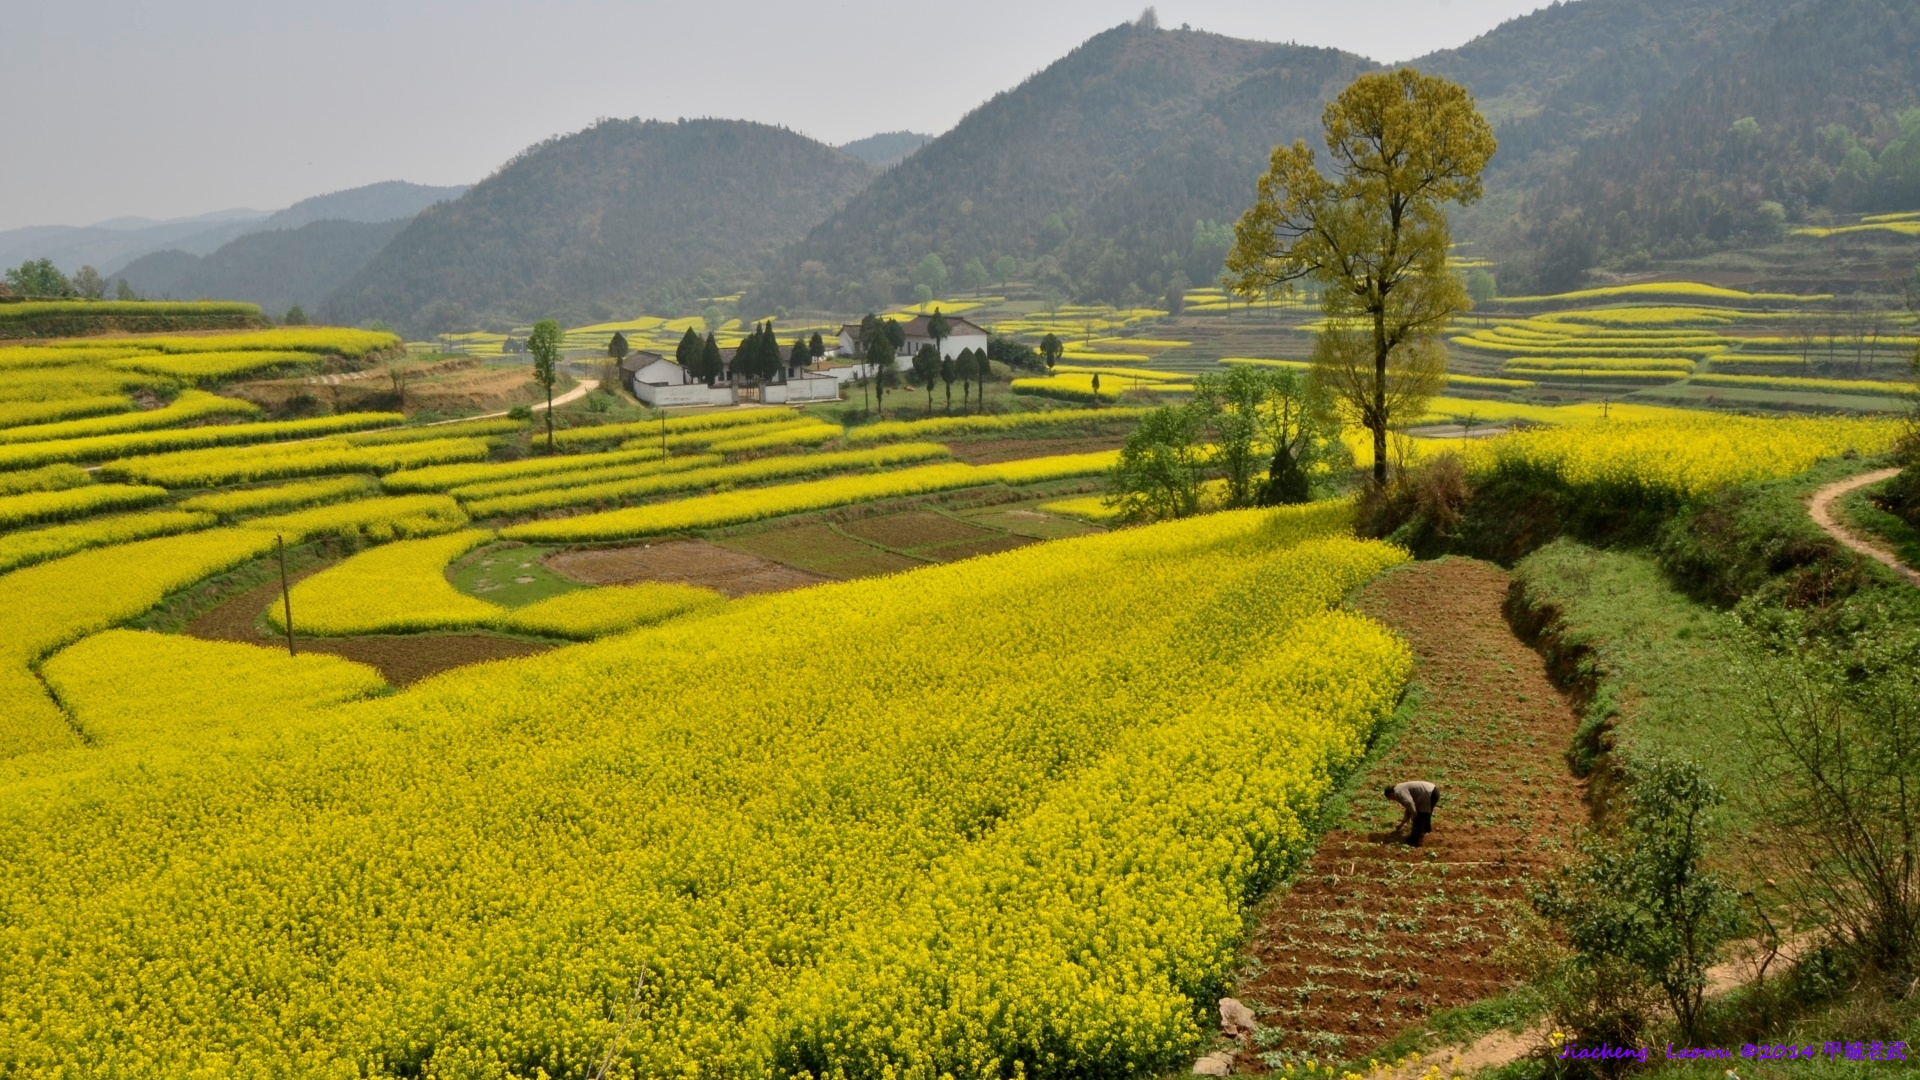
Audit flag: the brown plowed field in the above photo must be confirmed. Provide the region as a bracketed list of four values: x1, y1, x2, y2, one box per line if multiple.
[1233, 558, 1587, 1067]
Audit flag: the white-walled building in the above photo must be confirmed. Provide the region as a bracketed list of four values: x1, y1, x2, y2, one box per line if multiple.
[836, 312, 990, 364]
[619, 350, 839, 407]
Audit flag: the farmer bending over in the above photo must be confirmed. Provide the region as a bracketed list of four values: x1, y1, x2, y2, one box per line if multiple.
[1385, 780, 1441, 845]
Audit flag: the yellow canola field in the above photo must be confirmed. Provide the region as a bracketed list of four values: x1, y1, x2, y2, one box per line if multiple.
[550, 407, 793, 448]
[0, 501, 1409, 1076]
[1499, 281, 1829, 304]
[447, 454, 723, 503]
[0, 389, 258, 444]
[44, 630, 387, 747]
[495, 582, 726, 640]
[705, 420, 844, 453]
[101, 435, 490, 487]
[466, 443, 950, 519]
[0, 394, 133, 428]
[0, 411, 404, 471]
[1012, 373, 1192, 402]
[0, 509, 212, 575]
[178, 476, 380, 520]
[1472, 414, 1903, 502]
[244, 494, 469, 543]
[0, 527, 278, 757]
[108, 349, 320, 382]
[502, 450, 1120, 541]
[842, 406, 1150, 445]
[1691, 372, 1916, 398]
[0, 483, 168, 530]
[382, 446, 666, 493]
[271, 529, 499, 635]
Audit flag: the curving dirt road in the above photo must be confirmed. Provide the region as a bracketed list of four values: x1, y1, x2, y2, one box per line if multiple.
[1807, 468, 1920, 588]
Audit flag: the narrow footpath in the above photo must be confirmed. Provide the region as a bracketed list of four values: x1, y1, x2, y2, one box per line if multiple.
[1807, 468, 1920, 588]
[1226, 558, 1588, 1070]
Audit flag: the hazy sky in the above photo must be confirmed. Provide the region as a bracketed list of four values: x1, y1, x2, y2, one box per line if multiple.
[1, 0, 1551, 232]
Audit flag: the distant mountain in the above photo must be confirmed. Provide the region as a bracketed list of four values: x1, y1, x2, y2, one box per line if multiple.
[1510, 0, 1920, 287]
[837, 132, 932, 169]
[118, 219, 408, 318]
[324, 118, 874, 334]
[0, 210, 267, 278]
[258, 181, 467, 232]
[748, 22, 1374, 312]
[0, 180, 468, 281]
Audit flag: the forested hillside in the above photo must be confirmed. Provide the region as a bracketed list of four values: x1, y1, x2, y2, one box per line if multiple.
[837, 132, 931, 169]
[1415, 0, 1800, 187]
[746, 20, 1374, 312]
[1512, 0, 1920, 285]
[325, 119, 873, 334]
[118, 219, 407, 318]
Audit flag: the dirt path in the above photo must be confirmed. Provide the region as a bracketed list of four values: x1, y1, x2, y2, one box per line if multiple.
[1807, 468, 1920, 588]
[1228, 558, 1588, 1070]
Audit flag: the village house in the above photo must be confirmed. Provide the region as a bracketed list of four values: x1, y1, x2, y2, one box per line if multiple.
[620, 349, 839, 407]
[835, 311, 990, 364]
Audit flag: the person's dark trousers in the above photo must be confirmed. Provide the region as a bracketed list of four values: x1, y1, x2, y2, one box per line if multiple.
[1410, 811, 1432, 845]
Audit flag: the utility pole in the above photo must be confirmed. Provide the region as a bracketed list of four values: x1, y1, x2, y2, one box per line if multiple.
[276, 534, 295, 657]
[660, 413, 668, 458]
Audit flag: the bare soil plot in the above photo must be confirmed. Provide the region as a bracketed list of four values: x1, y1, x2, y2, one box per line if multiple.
[290, 634, 552, 687]
[945, 434, 1129, 464]
[916, 534, 1035, 562]
[959, 506, 1104, 541]
[1232, 558, 1587, 1067]
[183, 570, 552, 686]
[720, 523, 922, 580]
[839, 510, 996, 549]
[546, 539, 831, 596]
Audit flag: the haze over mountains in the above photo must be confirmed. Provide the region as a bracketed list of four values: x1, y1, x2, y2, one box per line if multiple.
[12, 0, 1919, 333]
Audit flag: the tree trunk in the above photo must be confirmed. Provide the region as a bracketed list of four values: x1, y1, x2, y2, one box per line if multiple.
[546, 382, 555, 454]
[1372, 310, 1389, 486]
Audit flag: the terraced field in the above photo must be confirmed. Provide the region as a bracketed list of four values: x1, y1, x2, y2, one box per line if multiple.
[1231, 558, 1587, 1067]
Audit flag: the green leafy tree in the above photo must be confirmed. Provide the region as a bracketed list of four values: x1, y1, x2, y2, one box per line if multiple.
[6, 258, 72, 297]
[808, 331, 825, 362]
[700, 333, 723, 385]
[114, 278, 137, 301]
[1165, 271, 1190, 317]
[70, 266, 106, 300]
[526, 318, 564, 453]
[961, 257, 989, 294]
[1039, 332, 1064, 374]
[284, 305, 311, 326]
[927, 307, 951, 362]
[608, 331, 630, 362]
[701, 305, 724, 334]
[1465, 268, 1497, 305]
[913, 253, 949, 298]
[676, 326, 702, 370]
[955, 349, 977, 411]
[993, 255, 1017, 288]
[1104, 403, 1207, 521]
[789, 337, 809, 377]
[865, 333, 896, 417]
[1226, 69, 1495, 486]
[940, 353, 956, 413]
[912, 283, 934, 305]
[1742, 623, 1920, 990]
[912, 344, 941, 415]
[1533, 755, 1745, 1044]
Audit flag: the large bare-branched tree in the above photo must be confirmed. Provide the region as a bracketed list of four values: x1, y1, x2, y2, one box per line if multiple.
[1226, 69, 1495, 485]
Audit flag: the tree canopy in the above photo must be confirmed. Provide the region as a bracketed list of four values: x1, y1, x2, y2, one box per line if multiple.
[1226, 68, 1494, 485]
